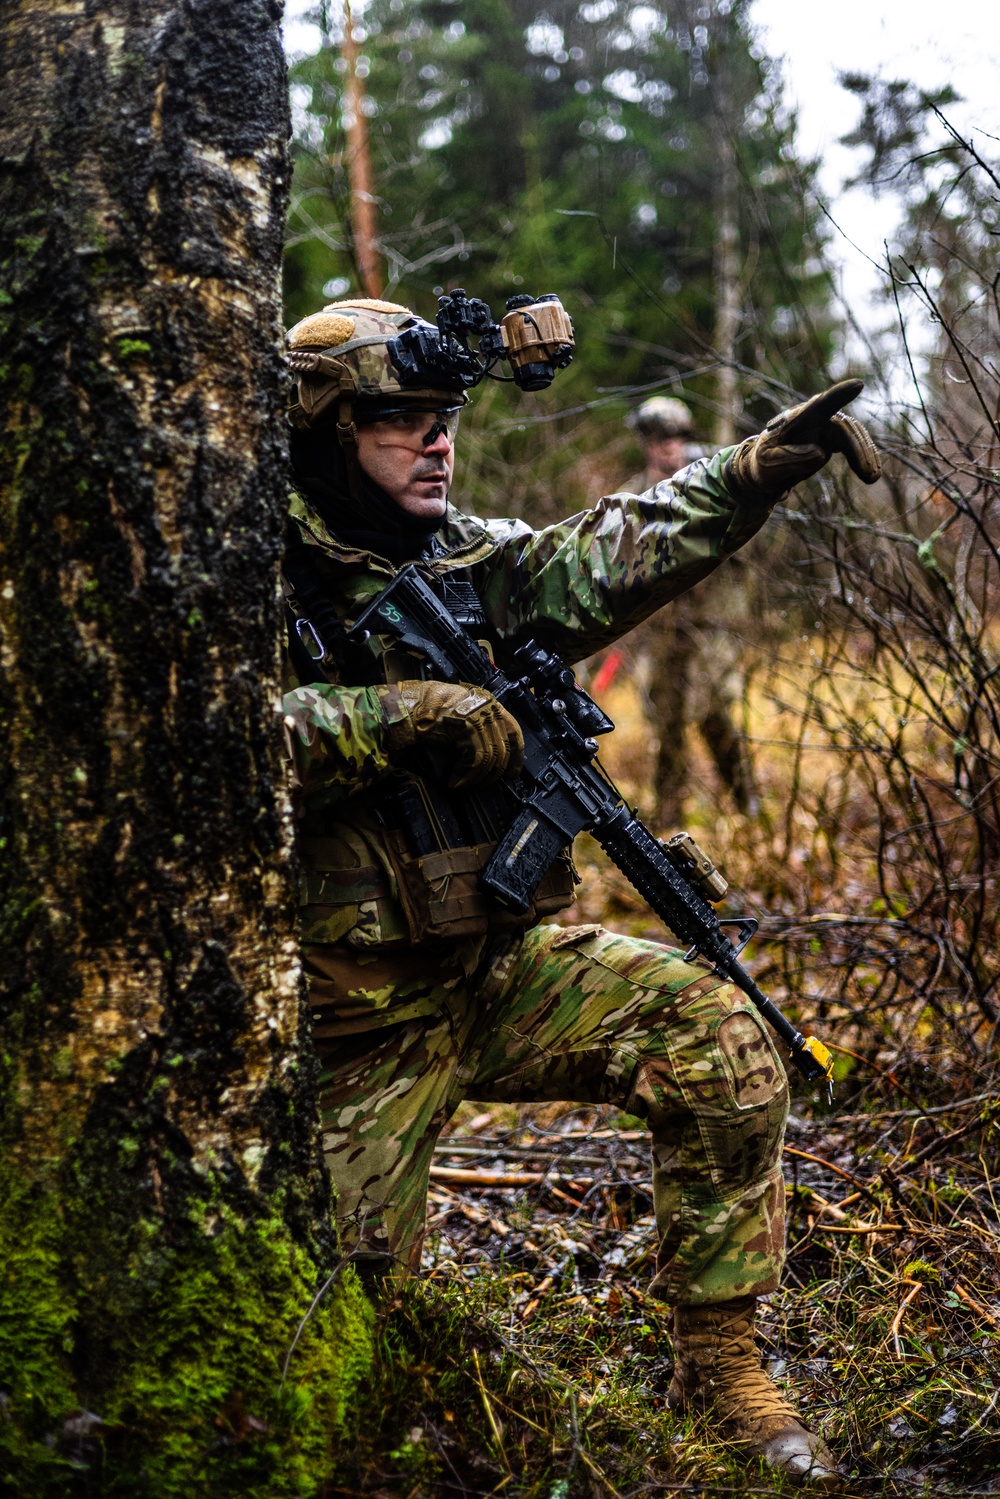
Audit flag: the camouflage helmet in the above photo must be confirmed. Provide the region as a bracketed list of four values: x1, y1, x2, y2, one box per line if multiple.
[629, 396, 695, 440]
[286, 297, 469, 428]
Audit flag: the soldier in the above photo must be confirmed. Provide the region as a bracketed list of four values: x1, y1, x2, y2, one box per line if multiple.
[623, 396, 758, 824]
[626, 395, 701, 490]
[280, 296, 878, 1488]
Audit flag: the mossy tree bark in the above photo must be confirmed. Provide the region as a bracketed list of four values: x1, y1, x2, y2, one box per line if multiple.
[0, 2, 371, 1494]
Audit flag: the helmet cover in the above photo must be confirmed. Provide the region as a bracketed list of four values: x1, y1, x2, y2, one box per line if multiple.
[287, 298, 469, 427]
[629, 396, 695, 440]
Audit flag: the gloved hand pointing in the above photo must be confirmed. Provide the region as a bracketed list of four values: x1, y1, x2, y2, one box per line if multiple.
[378, 679, 524, 788]
[725, 379, 881, 501]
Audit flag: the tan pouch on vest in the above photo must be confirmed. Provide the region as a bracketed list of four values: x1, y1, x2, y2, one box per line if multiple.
[298, 825, 399, 947]
[381, 830, 576, 945]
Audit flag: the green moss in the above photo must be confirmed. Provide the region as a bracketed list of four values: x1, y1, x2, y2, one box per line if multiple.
[0, 1160, 374, 1497]
[902, 1259, 941, 1284]
[0, 1170, 79, 1488]
[114, 338, 151, 361]
[98, 1205, 374, 1497]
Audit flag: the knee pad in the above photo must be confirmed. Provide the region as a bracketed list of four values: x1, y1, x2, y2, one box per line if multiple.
[641, 992, 789, 1193]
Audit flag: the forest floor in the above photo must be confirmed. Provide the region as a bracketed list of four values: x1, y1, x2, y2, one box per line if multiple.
[331, 660, 1000, 1498]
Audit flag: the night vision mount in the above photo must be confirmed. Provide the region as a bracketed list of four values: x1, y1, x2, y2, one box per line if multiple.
[387, 288, 575, 394]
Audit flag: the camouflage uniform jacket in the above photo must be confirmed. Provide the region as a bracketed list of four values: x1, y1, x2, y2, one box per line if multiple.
[282, 450, 775, 1028]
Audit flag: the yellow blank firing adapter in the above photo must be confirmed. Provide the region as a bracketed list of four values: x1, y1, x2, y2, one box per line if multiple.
[800, 1036, 835, 1102]
[801, 1035, 834, 1077]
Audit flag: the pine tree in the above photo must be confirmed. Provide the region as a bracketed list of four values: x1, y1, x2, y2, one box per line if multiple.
[286, 0, 835, 424]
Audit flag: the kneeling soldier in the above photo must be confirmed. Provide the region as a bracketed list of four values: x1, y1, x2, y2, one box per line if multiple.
[281, 294, 878, 1487]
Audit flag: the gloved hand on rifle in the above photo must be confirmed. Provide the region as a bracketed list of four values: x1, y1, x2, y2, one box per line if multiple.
[378, 679, 524, 789]
[725, 378, 881, 501]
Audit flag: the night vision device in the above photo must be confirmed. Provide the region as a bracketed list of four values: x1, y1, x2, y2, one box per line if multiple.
[387, 288, 575, 394]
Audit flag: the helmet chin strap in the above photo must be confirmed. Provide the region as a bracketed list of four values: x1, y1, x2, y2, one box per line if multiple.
[335, 395, 365, 506]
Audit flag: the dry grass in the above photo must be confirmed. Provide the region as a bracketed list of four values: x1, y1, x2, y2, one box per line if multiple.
[332, 1096, 1000, 1495]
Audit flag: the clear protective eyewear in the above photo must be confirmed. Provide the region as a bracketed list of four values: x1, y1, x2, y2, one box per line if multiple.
[362, 405, 462, 451]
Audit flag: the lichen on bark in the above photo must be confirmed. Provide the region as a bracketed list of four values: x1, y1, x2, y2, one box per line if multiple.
[0, 1, 371, 1491]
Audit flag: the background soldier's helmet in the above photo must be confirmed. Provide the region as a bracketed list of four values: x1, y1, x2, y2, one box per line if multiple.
[286, 297, 469, 428]
[629, 396, 695, 440]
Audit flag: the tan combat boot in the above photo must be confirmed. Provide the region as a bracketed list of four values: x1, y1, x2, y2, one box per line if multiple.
[667, 1296, 840, 1489]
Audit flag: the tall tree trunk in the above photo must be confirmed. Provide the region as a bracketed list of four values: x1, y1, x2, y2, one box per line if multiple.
[342, 0, 382, 297]
[0, 2, 370, 1493]
[713, 123, 741, 448]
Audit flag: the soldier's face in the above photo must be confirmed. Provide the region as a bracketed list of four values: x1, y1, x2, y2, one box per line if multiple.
[644, 435, 687, 480]
[357, 415, 456, 519]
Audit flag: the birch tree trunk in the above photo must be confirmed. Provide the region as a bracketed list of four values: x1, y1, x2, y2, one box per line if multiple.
[0, 2, 370, 1493]
[712, 122, 741, 449]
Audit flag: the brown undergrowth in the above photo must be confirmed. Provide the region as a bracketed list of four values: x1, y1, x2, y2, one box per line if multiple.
[330, 1091, 1000, 1496]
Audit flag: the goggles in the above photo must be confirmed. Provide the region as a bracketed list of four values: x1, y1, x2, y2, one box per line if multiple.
[356, 405, 462, 450]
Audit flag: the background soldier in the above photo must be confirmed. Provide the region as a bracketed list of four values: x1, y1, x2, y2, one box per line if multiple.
[626, 395, 701, 490]
[280, 295, 878, 1488]
[623, 396, 759, 825]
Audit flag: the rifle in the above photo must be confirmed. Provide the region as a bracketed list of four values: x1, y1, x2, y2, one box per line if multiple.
[348, 565, 834, 1094]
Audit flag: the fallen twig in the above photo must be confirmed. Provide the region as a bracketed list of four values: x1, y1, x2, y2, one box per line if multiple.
[784, 1145, 881, 1202]
[822, 1039, 927, 1111]
[813, 1222, 908, 1234]
[952, 1279, 1000, 1330]
[429, 1166, 595, 1188]
[791, 1090, 994, 1126]
[889, 1279, 923, 1359]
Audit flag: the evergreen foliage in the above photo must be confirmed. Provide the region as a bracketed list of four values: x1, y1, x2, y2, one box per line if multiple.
[285, 0, 837, 502]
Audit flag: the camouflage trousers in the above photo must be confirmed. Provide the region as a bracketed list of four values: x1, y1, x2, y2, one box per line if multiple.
[314, 923, 788, 1306]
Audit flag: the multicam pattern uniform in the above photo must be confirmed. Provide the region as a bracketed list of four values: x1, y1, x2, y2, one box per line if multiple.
[282, 452, 789, 1302]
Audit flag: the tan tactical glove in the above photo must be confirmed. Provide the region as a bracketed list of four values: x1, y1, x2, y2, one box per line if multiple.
[378, 679, 524, 789]
[725, 378, 881, 501]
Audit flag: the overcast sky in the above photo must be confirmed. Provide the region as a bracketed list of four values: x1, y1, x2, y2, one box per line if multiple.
[750, 0, 999, 335]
